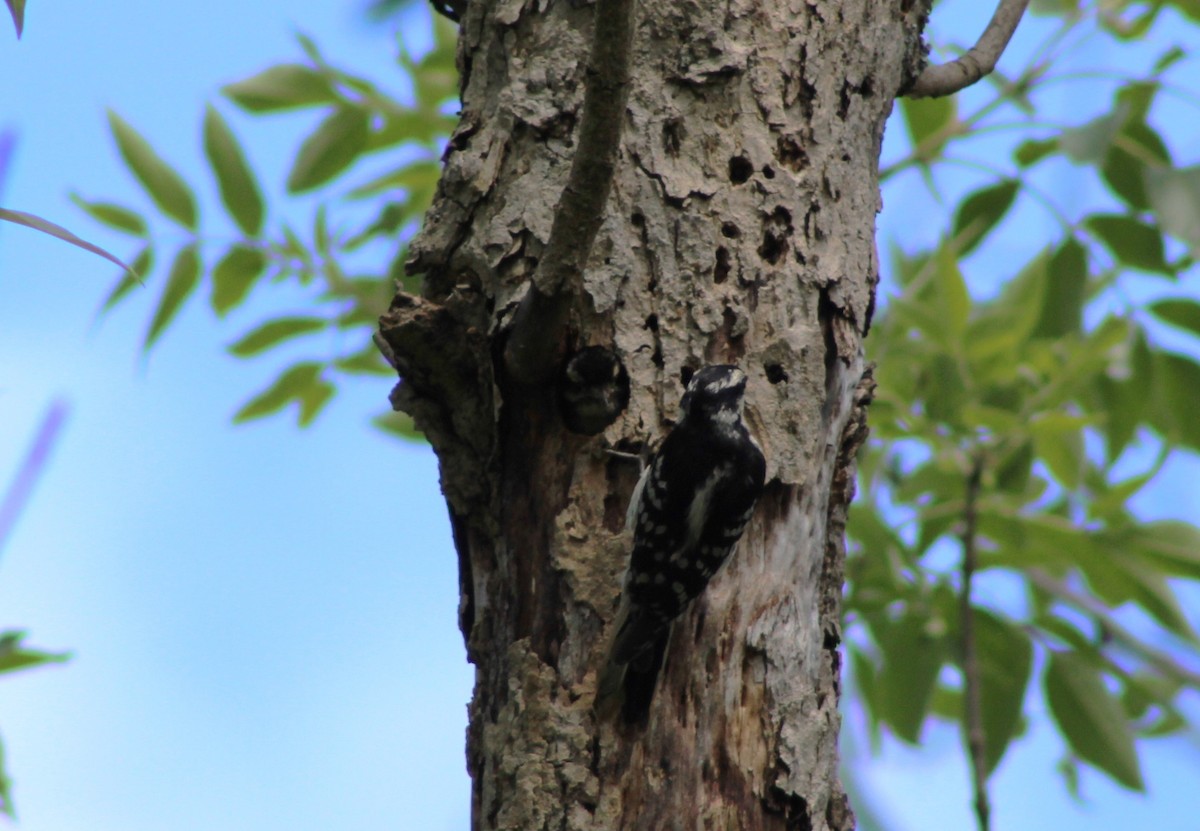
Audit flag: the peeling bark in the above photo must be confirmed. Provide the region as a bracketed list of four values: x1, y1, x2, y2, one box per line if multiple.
[379, 0, 930, 827]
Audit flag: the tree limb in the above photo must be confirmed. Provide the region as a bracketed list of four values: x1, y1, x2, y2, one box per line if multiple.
[502, 0, 636, 385]
[959, 454, 990, 831]
[906, 0, 1030, 99]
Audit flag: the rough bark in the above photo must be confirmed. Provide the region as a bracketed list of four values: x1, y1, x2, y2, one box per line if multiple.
[379, 0, 929, 828]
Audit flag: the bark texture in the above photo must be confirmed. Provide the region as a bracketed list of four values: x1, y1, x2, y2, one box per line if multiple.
[380, 0, 929, 828]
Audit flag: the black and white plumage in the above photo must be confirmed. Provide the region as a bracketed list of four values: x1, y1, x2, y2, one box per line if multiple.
[595, 365, 766, 720]
[558, 346, 631, 435]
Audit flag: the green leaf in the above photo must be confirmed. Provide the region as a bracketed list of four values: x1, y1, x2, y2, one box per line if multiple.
[1060, 110, 1125, 163]
[227, 317, 328, 357]
[1033, 238, 1087, 338]
[901, 96, 959, 162]
[1103, 121, 1170, 210]
[1128, 521, 1200, 580]
[1014, 137, 1058, 167]
[1153, 46, 1186, 74]
[967, 249, 1049, 363]
[144, 244, 201, 351]
[1152, 351, 1200, 450]
[222, 64, 337, 112]
[952, 180, 1018, 256]
[934, 243, 970, 341]
[1106, 555, 1195, 638]
[1149, 298, 1200, 336]
[372, 410, 424, 441]
[203, 105, 265, 236]
[1045, 651, 1144, 791]
[98, 246, 153, 315]
[0, 630, 70, 674]
[1145, 165, 1200, 251]
[107, 111, 198, 229]
[1085, 214, 1171, 274]
[5, 0, 24, 38]
[335, 345, 393, 376]
[1168, 0, 1200, 22]
[297, 378, 335, 426]
[286, 107, 371, 193]
[347, 158, 442, 200]
[0, 208, 137, 275]
[1095, 326, 1151, 459]
[0, 736, 11, 818]
[973, 611, 1032, 773]
[1029, 413, 1087, 488]
[877, 610, 947, 743]
[69, 193, 147, 235]
[233, 362, 328, 425]
[211, 245, 268, 316]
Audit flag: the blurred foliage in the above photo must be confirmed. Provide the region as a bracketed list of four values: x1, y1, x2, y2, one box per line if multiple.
[851, 0, 1200, 806]
[0, 631, 69, 817]
[74, 0, 1200, 816]
[4, 0, 24, 39]
[83, 17, 457, 432]
[0, 135, 75, 820]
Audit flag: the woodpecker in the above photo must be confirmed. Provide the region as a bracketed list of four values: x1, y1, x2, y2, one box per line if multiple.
[595, 365, 766, 720]
[558, 346, 631, 435]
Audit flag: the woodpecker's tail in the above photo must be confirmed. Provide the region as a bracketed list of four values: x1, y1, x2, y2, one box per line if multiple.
[593, 599, 669, 722]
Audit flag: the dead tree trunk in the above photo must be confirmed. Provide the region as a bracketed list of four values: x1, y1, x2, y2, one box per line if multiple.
[379, 0, 930, 828]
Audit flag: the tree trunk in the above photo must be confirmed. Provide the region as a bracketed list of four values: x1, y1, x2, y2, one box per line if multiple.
[379, 0, 929, 828]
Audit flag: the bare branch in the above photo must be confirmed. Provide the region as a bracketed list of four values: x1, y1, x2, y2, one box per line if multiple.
[503, 0, 636, 385]
[959, 455, 990, 831]
[907, 0, 1030, 99]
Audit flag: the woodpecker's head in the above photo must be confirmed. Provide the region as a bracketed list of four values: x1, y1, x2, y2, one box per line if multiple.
[680, 365, 748, 424]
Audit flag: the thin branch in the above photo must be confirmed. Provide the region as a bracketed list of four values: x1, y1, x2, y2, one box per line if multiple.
[959, 453, 990, 831]
[907, 0, 1031, 99]
[0, 400, 70, 558]
[502, 0, 636, 385]
[1027, 568, 1200, 690]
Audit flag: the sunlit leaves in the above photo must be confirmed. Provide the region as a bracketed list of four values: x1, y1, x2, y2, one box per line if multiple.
[1032, 238, 1087, 338]
[203, 105, 264, 235]
[233, 362, 335, 426]
[210, 245, 268, 316]
[900, 96, 959, 163]
[145, 244, 201, 350]
[974, 611, 1032, 774]
[0, 627, 71, 816]
[876, 610, 947, 743]
[1085, 215, 1171, 274]
[69, 194, 147, 236]
[1145, 165, 1200, 251]
[98, 247, 153, 314]
[1104, 121, 1170, 210]
[1045, 652, 1144, 791]
[222, 64, 337, 111]
[1150, 351, 1200, 451]
[1148, 298, 1200, 335]
[952, 180, 1019, 256]
[856, 68, 1200, 790]
[227, 317, 328, 357]
[0, 630, 70, 675]
[287, 106, 370, 193]
[107, 111, 197, 229]
[80, 28, 460, 433]
[1060, 109, 1126, 163]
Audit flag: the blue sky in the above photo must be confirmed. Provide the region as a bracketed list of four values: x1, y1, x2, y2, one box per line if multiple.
[0, 2, 1196, 830]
